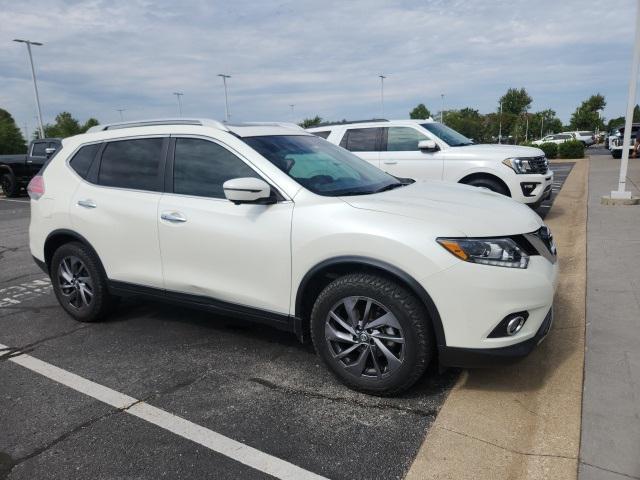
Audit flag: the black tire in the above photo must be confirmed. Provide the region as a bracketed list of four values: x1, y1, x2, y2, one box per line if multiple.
[611, 150, 622, 159]
[50, 242, 113, 322]
[465, 176, 510, 196]
[310, 273, 434, 396]
[0, 172, 19, 197]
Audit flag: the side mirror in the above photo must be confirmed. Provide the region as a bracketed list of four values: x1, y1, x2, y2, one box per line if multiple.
[418, 139, 438, 152]
[223, 177, 274, 205]
[45, 147, 57, 158]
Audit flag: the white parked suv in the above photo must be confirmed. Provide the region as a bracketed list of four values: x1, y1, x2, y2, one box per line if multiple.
[532, 133, 575, 146]
[308, 119, 554, 209]
[562, 131, 594, 147]
[28, 119, 558, 395]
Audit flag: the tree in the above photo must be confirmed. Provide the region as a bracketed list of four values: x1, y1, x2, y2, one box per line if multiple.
[299, 116, 323, 129]
[43, 112, 100, 138]
[0, 108, 27, 154]
[442, 108, 484, 141]
[499, 88, 532, 115]
[569, 94, 606, 130]
[606, 105, 640, 130]
[529, 109, 563, 139]
[409, 103, 431, 119]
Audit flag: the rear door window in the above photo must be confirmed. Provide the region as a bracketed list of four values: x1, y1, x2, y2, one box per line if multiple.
[311, 131, 330, 139]
[339, 128, 381, 152]
[98, 138, 165, 191]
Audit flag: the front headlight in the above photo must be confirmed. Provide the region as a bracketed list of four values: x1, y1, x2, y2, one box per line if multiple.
[437, 237, 529, 269]
[502, 157, 537, 174]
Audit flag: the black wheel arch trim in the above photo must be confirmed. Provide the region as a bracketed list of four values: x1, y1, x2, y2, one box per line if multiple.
[295, 256, 447, 348]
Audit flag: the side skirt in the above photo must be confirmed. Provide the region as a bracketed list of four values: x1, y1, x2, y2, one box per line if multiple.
[108, 280, 300, 337]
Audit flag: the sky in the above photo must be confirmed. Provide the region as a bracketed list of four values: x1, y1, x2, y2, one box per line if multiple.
[0, 0, 635, 137]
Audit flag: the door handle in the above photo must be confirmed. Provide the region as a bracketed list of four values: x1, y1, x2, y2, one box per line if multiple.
[161, 211, 187, 223]
[77, 199, 97, 209]
[383, 160, 398, 165]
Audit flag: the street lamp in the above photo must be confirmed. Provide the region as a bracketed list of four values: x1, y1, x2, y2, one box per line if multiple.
[441, 94, 445, 124]
[289, 104, 295, 121]
[525, 110, 529, 142]
[173, 92, 184, 117]
[116, 109, 126, 121]
[13, 39, 45, 139]
[498, 101, 503, 144]
[218, 74, 231, 122]
[378, 75, 386, 118]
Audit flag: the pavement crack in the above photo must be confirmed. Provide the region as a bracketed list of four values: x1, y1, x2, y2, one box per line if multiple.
[8, 408, 120, 475]
[249, 377, 439, 417]
[0, 325, 92, 361]
[437, 425, 576, 460]
[580, 461, 640, 479]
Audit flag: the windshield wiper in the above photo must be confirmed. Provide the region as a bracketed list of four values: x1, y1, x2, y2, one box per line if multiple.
[374, 182, 406, 193]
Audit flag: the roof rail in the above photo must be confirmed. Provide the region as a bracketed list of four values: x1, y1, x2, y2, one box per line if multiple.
[311, 119, 389, 128]
[227, 121, 304, 131]
[86, 118, 229, 133]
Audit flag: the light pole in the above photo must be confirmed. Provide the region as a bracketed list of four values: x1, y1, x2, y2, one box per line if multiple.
[498, 101, 503, 144]
[525, 110, 529, 142]
[612, 0, 640, 200]
[173, 92, 184, 117]
[13, 39, 45, 139]
[289, 104, 295, 122]
[116, 109, 126, 121]
[440, 94, 445, 124]
[218, 74, 231, 122]
[540, 114, 544, 139]
[378, 75, 386, 118]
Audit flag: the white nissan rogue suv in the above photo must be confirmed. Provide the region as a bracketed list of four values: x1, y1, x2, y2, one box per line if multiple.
[28, 119, 558, 396]
[308, 119, 554, 209]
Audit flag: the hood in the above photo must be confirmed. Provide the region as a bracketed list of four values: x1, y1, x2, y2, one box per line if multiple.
[443, 143, 544, 159]
[341, 181, 543, 237]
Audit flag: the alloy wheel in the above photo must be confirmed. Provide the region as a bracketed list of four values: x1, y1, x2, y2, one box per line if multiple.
[58, 256, 94, 309]
[325, 296, 405, 379]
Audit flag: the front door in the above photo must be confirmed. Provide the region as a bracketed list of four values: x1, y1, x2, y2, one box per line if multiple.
[378, 126, 444, 180]
[157, 137, 293, 315]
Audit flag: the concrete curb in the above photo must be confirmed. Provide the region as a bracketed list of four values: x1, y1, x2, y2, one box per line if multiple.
[405, 159, 589, 480]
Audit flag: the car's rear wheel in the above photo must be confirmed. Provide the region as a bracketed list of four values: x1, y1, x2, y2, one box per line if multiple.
[310, 273, 433, 396]
[611, 150, 622, 159]
[0, 173, 19, 197]
[51, 242, 113, 322]
[465, 176, 510, 196]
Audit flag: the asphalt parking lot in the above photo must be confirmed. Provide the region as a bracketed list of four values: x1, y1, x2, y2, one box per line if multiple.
[0, 166, 573, 480]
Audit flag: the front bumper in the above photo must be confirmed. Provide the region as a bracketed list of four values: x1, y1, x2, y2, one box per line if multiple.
[439, 307, 553, 368]
[511, 171, 553, 204]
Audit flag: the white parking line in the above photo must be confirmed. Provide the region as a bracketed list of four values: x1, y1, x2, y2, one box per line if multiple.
[0, 278, 51, 307]
[0, 343, 328, 480]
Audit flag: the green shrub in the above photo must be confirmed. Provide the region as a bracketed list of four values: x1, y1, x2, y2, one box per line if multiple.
[538, 142, 558, 159]
[558, 139, 585, 159]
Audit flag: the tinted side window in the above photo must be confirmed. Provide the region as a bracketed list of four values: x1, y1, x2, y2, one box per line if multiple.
[173, 138, 259, 199]
[69, 144, 100, 179]
[385, 127, 428, 151]
[98, 138, 164, 191]
[31, 142, 47, 157]
[341, 128, 380, 152]
[311, 131, 330, 139]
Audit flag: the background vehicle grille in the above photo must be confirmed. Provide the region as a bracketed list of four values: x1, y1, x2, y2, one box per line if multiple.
[526, 156, 549, 174]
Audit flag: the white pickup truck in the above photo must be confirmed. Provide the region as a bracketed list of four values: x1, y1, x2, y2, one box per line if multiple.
[609, 123, 640, 159]
[308, 119, 553, 209]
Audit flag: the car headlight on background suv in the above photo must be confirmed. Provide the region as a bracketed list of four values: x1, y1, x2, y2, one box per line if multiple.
[502, 157, 540, 174]
[437, 237, 529, 269]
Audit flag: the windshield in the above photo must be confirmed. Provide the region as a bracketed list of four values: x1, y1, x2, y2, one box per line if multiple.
[420, 122, 473, 146]
[244, 135, 406, 196]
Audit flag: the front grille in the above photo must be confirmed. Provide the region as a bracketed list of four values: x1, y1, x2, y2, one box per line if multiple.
[526, 156, 549, 174]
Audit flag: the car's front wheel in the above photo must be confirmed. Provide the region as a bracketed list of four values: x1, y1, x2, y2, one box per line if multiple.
[51, 242, 113, 322]
[465, 177, 509, 196]
[310, 273, 433, 396]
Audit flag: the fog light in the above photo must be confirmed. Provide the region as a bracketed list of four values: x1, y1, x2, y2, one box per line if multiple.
[506, 316, 525, 336]
[488, 311, 529, 338]
[520, 182, 539, 197]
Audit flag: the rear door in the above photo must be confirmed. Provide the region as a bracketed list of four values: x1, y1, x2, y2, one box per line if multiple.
[70, 137, 167, 288]
[338, 127, 381, 168]
[378, 126, 444, 180]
